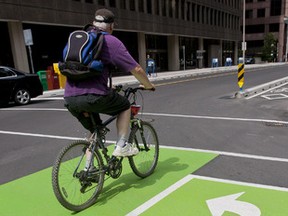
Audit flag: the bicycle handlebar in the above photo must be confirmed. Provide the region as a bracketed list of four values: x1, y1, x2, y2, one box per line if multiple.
[114, 85, 154, 96]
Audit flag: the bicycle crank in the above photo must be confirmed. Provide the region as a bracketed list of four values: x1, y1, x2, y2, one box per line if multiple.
[108, 157, 123, 179]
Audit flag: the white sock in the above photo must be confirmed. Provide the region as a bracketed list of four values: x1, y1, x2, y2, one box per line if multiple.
[116, 135, 127, 147]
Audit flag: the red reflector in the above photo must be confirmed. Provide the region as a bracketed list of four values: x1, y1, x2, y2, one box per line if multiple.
[131, 105, 141, 116]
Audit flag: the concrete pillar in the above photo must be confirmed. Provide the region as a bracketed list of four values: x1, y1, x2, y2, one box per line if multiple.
[138, 32, 146, 69]
[167, 35, 179, 71]
[8, 21, 30, 72]
[198, 38, 204, 68]
[234, 41, 238, 65]
[219, 40, 223, 66]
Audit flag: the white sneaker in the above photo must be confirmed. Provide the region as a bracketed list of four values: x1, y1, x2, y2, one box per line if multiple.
[112, 143, 139, 157]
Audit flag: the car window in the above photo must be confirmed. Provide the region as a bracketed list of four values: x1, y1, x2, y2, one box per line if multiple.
[0, 67, 16, 78]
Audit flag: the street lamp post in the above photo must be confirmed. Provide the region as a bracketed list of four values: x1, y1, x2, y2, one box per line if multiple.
[237, 0, 246, 93]
[242, 0, 246, 64]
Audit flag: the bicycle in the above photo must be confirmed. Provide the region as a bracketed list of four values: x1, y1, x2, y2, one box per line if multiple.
[51, 85, 159, 212]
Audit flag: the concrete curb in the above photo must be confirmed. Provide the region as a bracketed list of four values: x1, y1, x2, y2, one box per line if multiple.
[235, 76, 288, 98]
[41, 62, 287, 98]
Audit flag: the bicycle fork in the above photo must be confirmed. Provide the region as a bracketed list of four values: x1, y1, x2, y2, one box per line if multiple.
[132, 119, 150, 152]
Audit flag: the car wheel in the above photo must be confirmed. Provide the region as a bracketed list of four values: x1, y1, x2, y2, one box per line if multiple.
[14, 89, 31, 105]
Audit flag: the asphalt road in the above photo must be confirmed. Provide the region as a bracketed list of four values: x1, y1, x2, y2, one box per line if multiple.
[1, 64, 288, 188]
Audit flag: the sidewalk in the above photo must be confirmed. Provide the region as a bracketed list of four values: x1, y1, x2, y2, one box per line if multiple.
[42, 62, 287, 98]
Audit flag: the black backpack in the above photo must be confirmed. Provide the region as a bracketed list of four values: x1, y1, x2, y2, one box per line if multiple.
[59, 25, 106, 81]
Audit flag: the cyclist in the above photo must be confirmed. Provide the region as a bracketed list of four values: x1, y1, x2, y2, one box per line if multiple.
[64, 8, 155, 157]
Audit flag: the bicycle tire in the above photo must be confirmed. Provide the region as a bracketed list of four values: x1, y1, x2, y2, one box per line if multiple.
[52, 140, 105, 212]
[128, 121, 159, 178]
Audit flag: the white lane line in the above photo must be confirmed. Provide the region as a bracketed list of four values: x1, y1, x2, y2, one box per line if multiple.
[127, 174, 288, 215]
[2, 108, 287, 125]
[0, 130, 115, 144]
[1, 128, 288, 164]
[161, 145, 288, 163]
[126, 175, 194, 216]
[143, 112, 288, 124]
[0, 108, 67, 111]
[32, 97, 64, 100]
[0, 130, 79, 140]
[245, 82, 288, 99]
[190, 174, 288, 192]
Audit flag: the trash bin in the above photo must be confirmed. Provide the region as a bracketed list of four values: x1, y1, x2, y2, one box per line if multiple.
[53, 63, 66, 89]
[46, 66, 60, 90]
[37, 70, 48, 91]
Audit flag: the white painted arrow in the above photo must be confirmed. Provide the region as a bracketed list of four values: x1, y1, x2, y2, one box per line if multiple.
[206, 192, 261, 216]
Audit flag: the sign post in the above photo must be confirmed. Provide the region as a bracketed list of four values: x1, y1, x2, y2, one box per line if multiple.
[23, 29, 35, 74]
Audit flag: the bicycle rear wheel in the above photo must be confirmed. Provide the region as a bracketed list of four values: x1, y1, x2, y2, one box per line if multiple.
[128, 121, 159, 178]
[52, 140, 104, 212]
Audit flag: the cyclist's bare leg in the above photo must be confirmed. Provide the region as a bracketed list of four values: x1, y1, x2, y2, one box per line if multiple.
[116, 108, 131, 147]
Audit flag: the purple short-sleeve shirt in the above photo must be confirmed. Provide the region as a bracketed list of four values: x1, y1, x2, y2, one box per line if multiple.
[64, 34, 138, 97]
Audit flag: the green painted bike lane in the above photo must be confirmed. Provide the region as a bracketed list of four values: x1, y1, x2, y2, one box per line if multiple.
[1, 148, 288, 215]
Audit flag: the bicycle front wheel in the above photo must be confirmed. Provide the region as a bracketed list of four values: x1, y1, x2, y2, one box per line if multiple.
[128, 121, 159, 178]
[52, 140, 104, 212]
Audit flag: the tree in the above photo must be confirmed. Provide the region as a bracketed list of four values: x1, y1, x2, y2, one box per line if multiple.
[262, 33, 277, 62]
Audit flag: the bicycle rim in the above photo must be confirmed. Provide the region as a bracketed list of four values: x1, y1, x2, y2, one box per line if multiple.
[128, 121, 159, 178]
[52, 140, 104, 212]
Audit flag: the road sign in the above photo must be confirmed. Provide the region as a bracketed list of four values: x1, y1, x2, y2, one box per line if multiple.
[242, 42, 247, 51]
[23, 29, 33, 46]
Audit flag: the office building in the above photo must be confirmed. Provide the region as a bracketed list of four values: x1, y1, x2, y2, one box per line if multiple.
[0, 0, 242, 73]
[244, 0, 288, 62]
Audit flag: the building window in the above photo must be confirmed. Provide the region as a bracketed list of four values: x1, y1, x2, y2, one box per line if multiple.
[269, 23, 279, 32]
[191, 3, 195, 22]
[257, 8, 265, 17]
[246, 9, 253, 19]
[139, 0, 144, 12]
[175, 0, 179, 18]
[120, 0, 126, 9]
[130, 0, 135, 11]
[246, 24, 265, 33]
[186, 2, 190, 21]
[109, 0, 116, 7]
[181, 0, 185, 20]
[98, 0, 105, 5]
[197, 5, 200, 22]
[270, 0, 282, 16]
[169, 0, 173, 18]
[147, 0, 152, 14]
[162, 0, 167, 16]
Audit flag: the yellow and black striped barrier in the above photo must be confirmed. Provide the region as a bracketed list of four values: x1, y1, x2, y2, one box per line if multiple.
[238, 63, 244, 91]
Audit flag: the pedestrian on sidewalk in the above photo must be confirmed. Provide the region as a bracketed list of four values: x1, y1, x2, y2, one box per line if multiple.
[146, 55, 156, 77]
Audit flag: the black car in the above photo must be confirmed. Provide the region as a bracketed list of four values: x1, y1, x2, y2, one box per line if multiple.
[0, 66, 43, 106]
